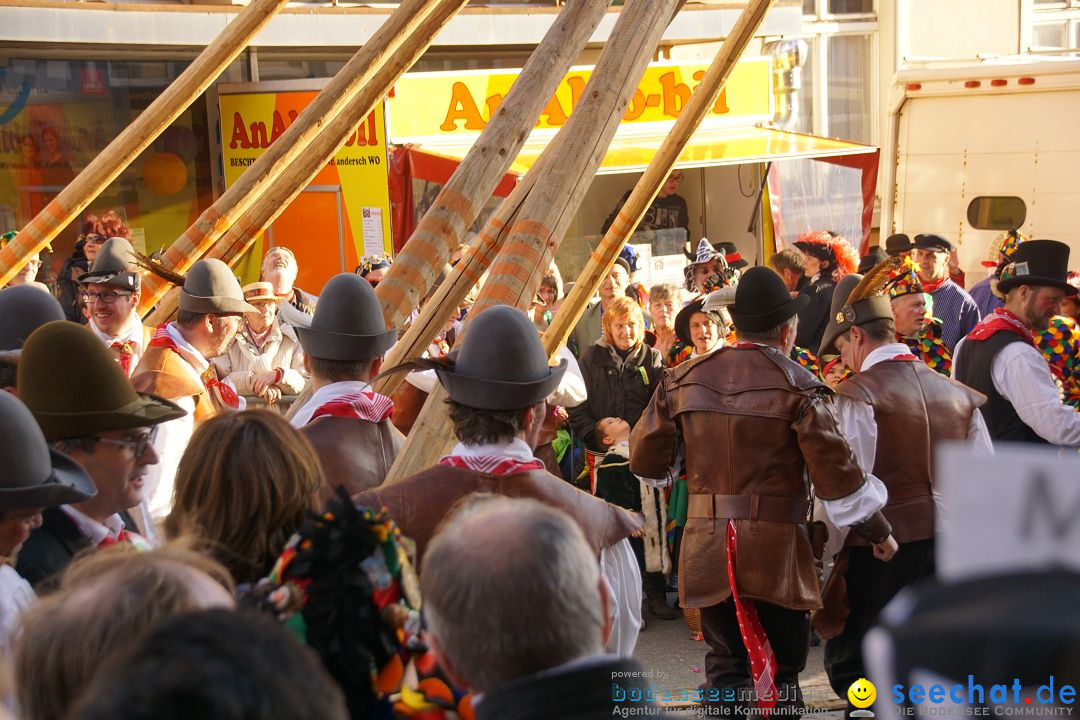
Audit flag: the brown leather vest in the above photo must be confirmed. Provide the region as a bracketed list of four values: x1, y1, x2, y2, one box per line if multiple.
[835, 358, 986, 544]
[301, 416, 403, 504]
[354, 465, 643, 567]
[131, 346, 216, 423]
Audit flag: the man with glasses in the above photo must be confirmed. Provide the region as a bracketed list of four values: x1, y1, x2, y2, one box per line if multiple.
[131, 259, 257, 524]
[15, 322, 185, 587]
[912, 234, 980, 351]
[78, 237, 151, 377]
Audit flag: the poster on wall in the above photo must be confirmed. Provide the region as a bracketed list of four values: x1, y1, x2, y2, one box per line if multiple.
[218, 88, 391, 291]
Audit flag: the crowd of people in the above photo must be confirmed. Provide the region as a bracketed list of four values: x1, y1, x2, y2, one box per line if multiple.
[0, 210, 1078, 720]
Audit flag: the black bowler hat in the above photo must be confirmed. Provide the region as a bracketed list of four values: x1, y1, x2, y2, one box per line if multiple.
[296, 274, 397, 361]
[0, 285, 64, 352]
[715, 241, 749, 270]
[858, 246, 887, 274]
[913, 234, 954, 253]
[996, 239, 1078, 297]
[729, 266, 809, 333]
[884, 234, 913, 257]
[435, 306, 567, 411]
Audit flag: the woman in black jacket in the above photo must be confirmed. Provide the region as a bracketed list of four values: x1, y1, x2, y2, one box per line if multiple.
[569, 295, 664, 451]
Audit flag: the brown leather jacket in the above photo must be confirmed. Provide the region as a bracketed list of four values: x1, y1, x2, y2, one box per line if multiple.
[131, 346, 216, 423]
[629, 344, 890, 611]
[302, 417, 403, 504]
[354, 465, 643, 567]
[834, 358, 985, 544]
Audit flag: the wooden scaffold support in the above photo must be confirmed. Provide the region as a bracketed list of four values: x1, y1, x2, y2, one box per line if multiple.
[0, 0, 293, 287]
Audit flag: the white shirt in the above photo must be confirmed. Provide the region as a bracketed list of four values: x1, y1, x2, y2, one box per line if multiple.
[547, 345, 587, 409]
[954, 336, 1080, 447]
[142, 323, 208, 525]
[60, 505, 126, 545]
[0, 565, 34, 657]
[88, 311, 147, 376]
[291, 380, 373, 428]
[450, 438, 643, 658]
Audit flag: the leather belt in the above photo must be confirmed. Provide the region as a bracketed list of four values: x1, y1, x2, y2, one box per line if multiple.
[687, 493, 810, 524]
[885, 484, 933, 503]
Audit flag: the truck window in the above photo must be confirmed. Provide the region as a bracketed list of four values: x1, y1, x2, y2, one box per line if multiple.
[967, 197, 1027, 231]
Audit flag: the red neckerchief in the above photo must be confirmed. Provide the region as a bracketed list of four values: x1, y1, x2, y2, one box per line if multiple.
[110, 340, 136, 376]
[309, 391, 394, 423]
[149, 324, 240, 409]
[726, 520, 778, 714]
[920, 276, 948, 294]
[97, 528, 146, 548]
[438, 454, 545, 476]
[965, 308, 1035, 346]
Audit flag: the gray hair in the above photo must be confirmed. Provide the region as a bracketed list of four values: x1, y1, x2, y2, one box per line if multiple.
[420, 495, 604, 693]
[736, 313, 798, 346]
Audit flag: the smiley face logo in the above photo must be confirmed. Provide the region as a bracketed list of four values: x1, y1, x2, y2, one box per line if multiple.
[848, 678, 877, 709]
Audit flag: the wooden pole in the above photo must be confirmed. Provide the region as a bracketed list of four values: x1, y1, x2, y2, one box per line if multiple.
[542, 0, 776, 356]
[142, 0, 475, 326]
[371, 165, 543, 397]
[0, 0, 291, 287]
[374, 0, 614, 332]
[383, 0, 682, 484]
[136, 0, 459, 315]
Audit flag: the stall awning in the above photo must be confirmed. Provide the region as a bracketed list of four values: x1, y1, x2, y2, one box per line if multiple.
[413, 125, 877, 176]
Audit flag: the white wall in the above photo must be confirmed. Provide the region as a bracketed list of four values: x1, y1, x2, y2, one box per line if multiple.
[901, 0, 1020, 61]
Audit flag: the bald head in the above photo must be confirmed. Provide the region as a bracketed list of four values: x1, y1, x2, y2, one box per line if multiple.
[420, 495, 605, 693]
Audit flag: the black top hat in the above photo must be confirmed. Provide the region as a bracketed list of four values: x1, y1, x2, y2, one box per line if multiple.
[715, 241, 749, 269]
[18, 322, 186, 440]
[0, 285, 64, 352]
[729, 266, 809, 333]
[913, 234, 954, 253]
[857, 246, 887, 274]
[295, 274, 397, 362]
[819, 269, 895, 356]
[674, 298, 723, 346]
[996, 239, 1078, 296]
[0, 391, 97, 511]
[436, 306, 567, 411]
[884, 233, 913, 256]
[78, 236, 140, 290]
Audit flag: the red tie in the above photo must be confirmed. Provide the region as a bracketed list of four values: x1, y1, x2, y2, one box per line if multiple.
[111, 341, 135, 376]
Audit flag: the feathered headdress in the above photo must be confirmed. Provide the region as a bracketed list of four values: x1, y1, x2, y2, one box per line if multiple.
[983, 229, 1028, 268]
[132, 250, 186, 287]
[830, 235, 860, 278]
[844, 256, 901, 309]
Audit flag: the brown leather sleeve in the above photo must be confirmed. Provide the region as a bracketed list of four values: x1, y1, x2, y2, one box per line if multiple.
[629, 379, 677, 478]
[850, 510, 892, 544]
[792, 392, 868, 501]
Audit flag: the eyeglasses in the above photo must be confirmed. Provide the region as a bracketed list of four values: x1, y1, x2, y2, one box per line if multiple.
[81, 291, 133, 305]
[95, 432, 153, 458]
[84, 234, 105, 244]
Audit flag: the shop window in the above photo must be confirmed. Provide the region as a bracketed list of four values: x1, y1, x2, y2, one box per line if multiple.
[1033, 21, 1069, 48]
[826, 0, 873, 15]
[966, 197, 1027, 231]
[0, 57, 230, 264]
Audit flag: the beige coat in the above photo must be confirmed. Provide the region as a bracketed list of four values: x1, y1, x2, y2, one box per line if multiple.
[212, 323, 308, 398]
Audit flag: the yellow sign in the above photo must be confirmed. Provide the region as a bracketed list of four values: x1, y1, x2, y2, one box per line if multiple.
[219, 91, 392, 286]
[388, 59, 773, 142]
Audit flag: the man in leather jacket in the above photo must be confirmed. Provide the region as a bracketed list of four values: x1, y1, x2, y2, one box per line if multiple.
[631, 267, 898, 718]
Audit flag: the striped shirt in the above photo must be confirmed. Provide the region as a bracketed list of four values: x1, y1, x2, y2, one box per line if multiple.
[929, 279, 982, 351]
[968, 275, 1004, 318]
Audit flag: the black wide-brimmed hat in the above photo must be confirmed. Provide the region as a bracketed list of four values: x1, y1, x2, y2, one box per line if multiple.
[819, 262, 896, 356]
[715, 241, 749, 269]
[729, 266, 809, 333]
[0, 285, 64, 352]
[674, 298, 723, 346]
[78, 236, 140, 290]
[0, 391, 97, 511]
[858, 246, 887, 274]
[295, 273, 397, 362]
[179, 259, 259, 316]
[435, 305, 566, 411]
[18, 322, 186, 440]
[884, 233, 913, 257]
[996, 239, 1077, 296]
